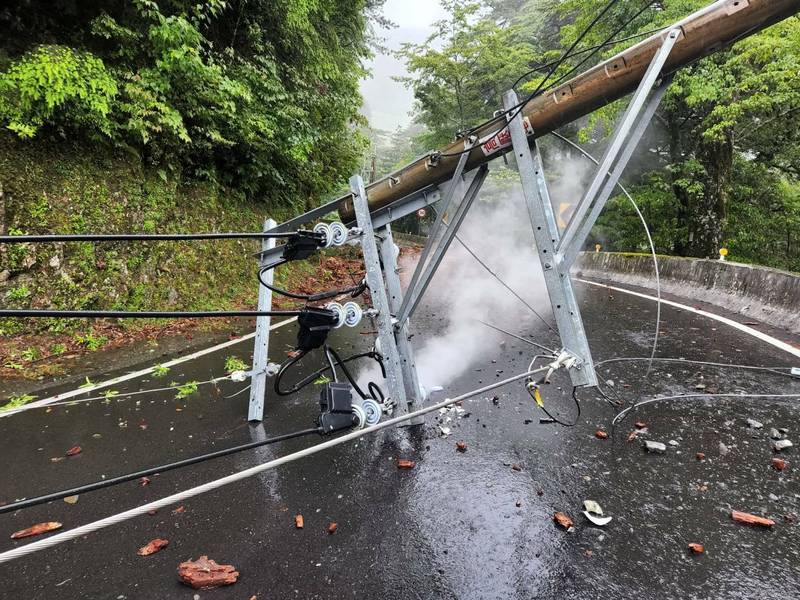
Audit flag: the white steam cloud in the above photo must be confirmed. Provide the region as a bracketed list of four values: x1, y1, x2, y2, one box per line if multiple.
[358, 154, 594, 396]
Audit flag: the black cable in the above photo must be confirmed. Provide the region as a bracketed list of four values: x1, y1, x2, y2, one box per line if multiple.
[326, 346, 370, 400]
[528, 381, 581, 427]
[274, 350, 385, 396]
[0, 232, 306, 244]
[510, 25, 665, 90]
[437, 0, 625, 160]
[368, 381, 385, 403]
[257, 268, 367, 302]
[0, 309, 304, 319]
[0, 427, 322, 515]
[324, 345, 339, 382]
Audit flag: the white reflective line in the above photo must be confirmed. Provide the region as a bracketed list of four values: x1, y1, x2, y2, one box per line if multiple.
[25, 317, 298, 410]
[577, 279, 800, 360]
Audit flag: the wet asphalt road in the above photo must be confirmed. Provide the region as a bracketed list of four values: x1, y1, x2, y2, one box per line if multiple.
[1, 279, 799, 600]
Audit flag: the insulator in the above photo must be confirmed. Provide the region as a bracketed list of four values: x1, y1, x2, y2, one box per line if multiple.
[313, 223, 333, 248]
[326, 302, 345, 328]
[342, 301, 362, 327]
[329, 222, 348, 246]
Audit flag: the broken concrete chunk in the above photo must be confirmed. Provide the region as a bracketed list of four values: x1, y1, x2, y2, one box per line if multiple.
[731, 510, 775, 527]
[770, 428, 782, 440]
[668, 440, 679, 447]
[773, 439, 793, 452]
[553, 512, 574, 531]
[177, 556, 239, 590]
[746, 418, 764, 429]
[643, 440, 666, 453]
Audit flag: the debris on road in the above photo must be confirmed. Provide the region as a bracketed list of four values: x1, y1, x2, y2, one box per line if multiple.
[65, 445, 82, 456]
[140, 477, 151, 486]
[396, 459, 416, 470]
[327, 523, 338, 535]
[595, 430, 608, 440]
[770, 428, 783, 440]
[294, 514, 304, 529]
[696, 452, 706, 461]
[731, 510, 775, 527]
[772, 458, 787, 471]
[10, 521, 63, 539]
[688, 543, 705, 554]
[582, 500, 612, 527]
[643, 440, 667, 453]
[746, 418, 763, 429]
[773, 439, 793, 452]
[510, 463, 522, 472]
[456, 441, 468, 453]
[634, 421, 647, 429]
[178, 556, 239, 590]
[553, 512, 574, 531]
[63, 495, 79, 504]
[172, 506, 186, 514]
[438, 426, 452, 437]
[137, 538, 169, 556]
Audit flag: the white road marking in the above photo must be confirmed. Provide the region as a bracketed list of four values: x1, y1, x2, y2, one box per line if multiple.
[21, 317, 298, 410]
[577, 278, 800, 360]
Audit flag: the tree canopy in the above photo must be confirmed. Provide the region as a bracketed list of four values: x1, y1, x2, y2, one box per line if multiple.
[395, 0, 800, 271]
[0, 0, 386, 210]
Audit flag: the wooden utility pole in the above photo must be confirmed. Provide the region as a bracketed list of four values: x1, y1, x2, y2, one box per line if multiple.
[338, 0, 800, 222]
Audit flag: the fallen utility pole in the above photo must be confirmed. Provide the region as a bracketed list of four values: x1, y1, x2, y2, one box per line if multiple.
[338, 0, 800, 222]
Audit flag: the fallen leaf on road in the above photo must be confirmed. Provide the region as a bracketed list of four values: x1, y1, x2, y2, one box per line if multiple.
[627, 430, 639, 443]
[688, 543, 705, 554]
[327, 522, 338, 534]
[553, 512, 574, 530]
[11, 522, 62, 539]
[456, 441, 468, 453]
[172, 506, 185, 514]
[696, 452, 706, 461]
[177, 556, 239, 590]
[140, 477, 151, 487]
[731, 510, 775, 527]
[65, 446, 82, 456]
[137, 538, 169, 556]
[634, 421, 647, 429]
[63, 495, 79, 505]
[595, 430, 608, 439]
[397, 459, 416, 469]
[511, 463, 522, 472]
[294, 514, 304, 529]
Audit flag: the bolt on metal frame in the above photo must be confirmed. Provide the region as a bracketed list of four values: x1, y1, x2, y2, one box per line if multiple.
[246, 29, 678, 421]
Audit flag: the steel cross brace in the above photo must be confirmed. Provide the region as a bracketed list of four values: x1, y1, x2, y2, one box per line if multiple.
[500, 28, 679, 388]
[397, 165, 489, 326]
[558, 29, 680, 266]
[350, 175, 411, 415]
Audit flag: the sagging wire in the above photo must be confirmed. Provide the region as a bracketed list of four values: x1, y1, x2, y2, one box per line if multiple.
[510, 25, 666, 90]
[0, 427, 323, 516]
[595, 357, 800, 381]
[429, 203, 558, 336]
[437, 0, 630, 160]
[550, 131, 662, 374]
[0, 372, 247, 418]
[257, 269, 367, 303]
[612, 393, 800, 427]
[273, 349, 386, 400]
[474, 319, 557, 355]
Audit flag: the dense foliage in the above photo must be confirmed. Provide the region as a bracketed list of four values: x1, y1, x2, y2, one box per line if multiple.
[396, 0, 800, 271]
[0, 0, 384, 209]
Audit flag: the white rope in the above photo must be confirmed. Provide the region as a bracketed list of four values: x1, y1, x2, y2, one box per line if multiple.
[613, 392, 800, 426]
[0, 366, 548, 565]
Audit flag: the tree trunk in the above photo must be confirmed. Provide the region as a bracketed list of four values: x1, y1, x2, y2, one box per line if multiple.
[687, 133, 733, 258]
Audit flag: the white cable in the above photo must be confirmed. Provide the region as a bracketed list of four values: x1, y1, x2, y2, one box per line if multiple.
[550, 131, 662, 375]
[613, 392, 800, 426]
[0, 366, 550, 565]
[1, 373, 237, 418]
